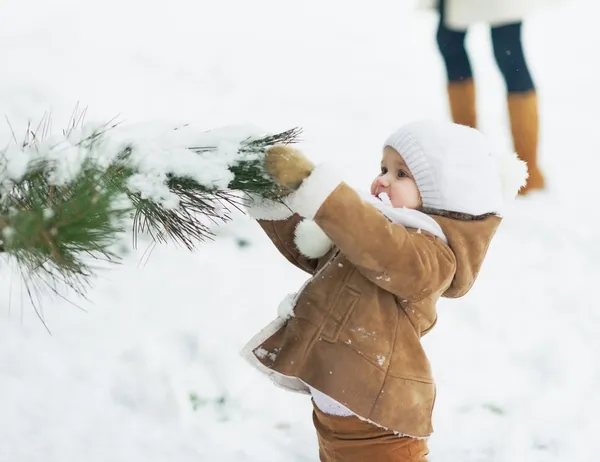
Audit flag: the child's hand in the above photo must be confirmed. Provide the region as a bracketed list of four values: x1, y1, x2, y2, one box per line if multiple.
[265, 145, 315, 195]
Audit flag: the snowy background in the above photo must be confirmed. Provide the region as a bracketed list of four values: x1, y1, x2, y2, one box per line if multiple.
[1, 0, 599, 460]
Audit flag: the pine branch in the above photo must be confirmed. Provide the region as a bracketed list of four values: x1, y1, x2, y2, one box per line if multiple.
[0, 117, 300, 305]
[0, 155, 131, 294]
[129, 126, 301, 249]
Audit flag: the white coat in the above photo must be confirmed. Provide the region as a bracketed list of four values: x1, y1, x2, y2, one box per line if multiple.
[416, 0, 559, 30]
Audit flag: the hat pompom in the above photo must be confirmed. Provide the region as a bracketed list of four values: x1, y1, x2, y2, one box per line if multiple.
[495, 150, 529, 199]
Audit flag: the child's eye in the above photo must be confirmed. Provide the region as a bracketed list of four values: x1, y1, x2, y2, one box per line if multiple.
[397, 169, 409, 179]
[380, 167, 388, 175]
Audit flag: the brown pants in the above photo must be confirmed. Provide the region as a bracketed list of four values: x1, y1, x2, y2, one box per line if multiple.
[312, 403, 429, 461]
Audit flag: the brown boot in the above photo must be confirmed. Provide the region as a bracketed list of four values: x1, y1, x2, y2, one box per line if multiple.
[447, 79, 477, 128]
[507, 91, 545, 195]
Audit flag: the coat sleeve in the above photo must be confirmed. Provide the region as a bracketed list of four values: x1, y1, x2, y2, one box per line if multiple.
[246, 195, 320, 275]
[285, 165, 457, 301]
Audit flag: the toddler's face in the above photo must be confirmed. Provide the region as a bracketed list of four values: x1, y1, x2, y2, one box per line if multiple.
[370, 146, 422, 209]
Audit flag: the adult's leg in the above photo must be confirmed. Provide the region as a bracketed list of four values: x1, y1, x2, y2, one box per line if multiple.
[436, 0, 477, 127]
[492, 22, 544, 193]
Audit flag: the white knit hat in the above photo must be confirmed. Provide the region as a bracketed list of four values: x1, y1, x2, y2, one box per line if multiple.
[384, 121, 528, 216]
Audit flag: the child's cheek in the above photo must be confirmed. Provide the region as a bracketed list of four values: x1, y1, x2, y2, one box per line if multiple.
[390, 183, 401, 201]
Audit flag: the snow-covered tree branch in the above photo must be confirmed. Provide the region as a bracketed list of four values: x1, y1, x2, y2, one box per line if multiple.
[0, 115, 300, 301]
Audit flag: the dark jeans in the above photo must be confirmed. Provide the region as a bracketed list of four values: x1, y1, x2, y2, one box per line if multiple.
[435, 0, 535, 93]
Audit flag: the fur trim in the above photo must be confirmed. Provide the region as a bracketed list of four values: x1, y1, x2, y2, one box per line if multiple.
[245, 194, 293, 220]
[359, 192, 448, 243]
[496, 150, 529, 199]
[293, 219, 333, 259]
[277, 293, 297, 319]
[285, 163, 343, 219]
[240, 317, 310, 394]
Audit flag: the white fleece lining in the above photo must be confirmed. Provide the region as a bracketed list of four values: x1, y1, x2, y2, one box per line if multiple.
[307, 383, 426, 439]
[359, 192, 448, 243]
[308, 384, 354, 416]
[293, 219, 334, 259]
[240, 317, 310, 395]
[245, 195, 293, 221]
[285, 163, 343, 219]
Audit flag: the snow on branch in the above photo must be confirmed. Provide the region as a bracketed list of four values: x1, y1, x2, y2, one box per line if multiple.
[0, 112, 301, 307]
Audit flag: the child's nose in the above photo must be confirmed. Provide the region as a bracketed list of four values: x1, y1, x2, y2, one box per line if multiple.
[377, 175, 390, 188]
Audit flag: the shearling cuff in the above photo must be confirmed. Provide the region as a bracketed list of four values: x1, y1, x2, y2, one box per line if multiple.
[293, 219, 333, 259]
[285, 163, 343, 219]
[245, 194, 293, 220]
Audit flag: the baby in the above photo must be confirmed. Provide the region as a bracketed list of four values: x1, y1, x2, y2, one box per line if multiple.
[242, 120, 527, 461]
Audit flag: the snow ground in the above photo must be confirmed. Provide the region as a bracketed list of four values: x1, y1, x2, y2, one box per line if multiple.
[0, 0, 599, 460]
